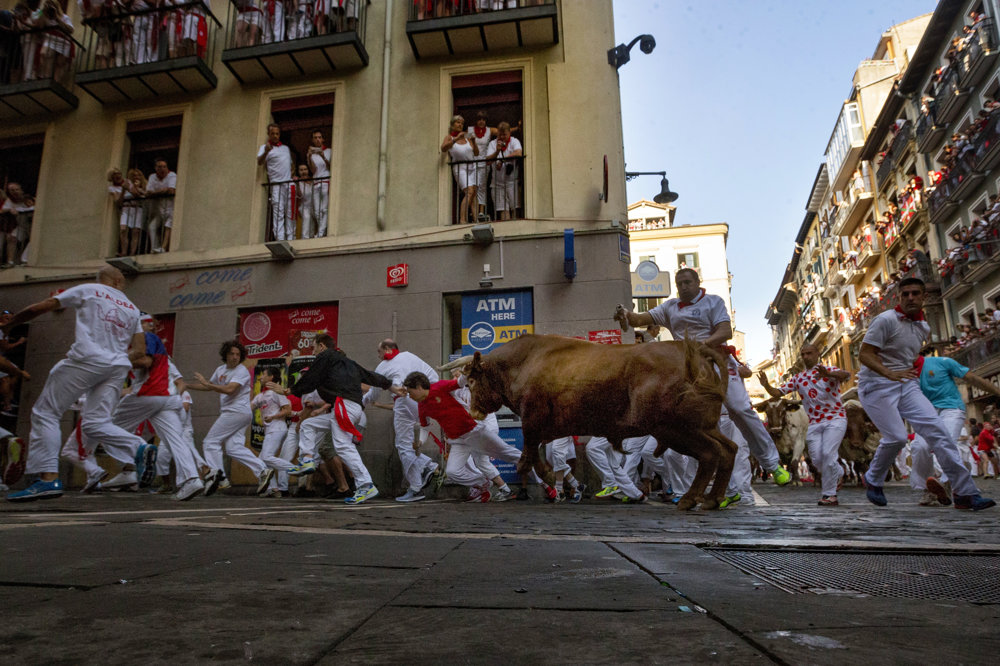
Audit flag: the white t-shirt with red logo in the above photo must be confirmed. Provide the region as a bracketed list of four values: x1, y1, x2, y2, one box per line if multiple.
[778, 366, 846, 424]
[56, 283, 142, 368]
[251, 388, 290, 432]
[210, 363, 252, 414]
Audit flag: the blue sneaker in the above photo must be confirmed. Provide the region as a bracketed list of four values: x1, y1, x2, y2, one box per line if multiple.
[865, 484, 887, 507]
[345, 484, 379, 505]
[954, 494, 996, 511]
[288, 459, 316, 476]
[7, 478, 63, 502]
[135, 443, 158, 489]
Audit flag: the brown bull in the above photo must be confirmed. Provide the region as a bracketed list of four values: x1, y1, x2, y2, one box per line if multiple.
[753, 397, 809, 483]
[839, 400, 882, 483]
[465, 334, 738, 510]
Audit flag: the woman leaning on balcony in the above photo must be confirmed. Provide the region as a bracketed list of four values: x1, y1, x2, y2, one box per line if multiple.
[441, 114, 479, 225]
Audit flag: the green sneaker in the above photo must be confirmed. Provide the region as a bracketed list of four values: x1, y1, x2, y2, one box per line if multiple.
[595, 485, 619, 498]
[772, 466, 791, 486]
[719, 493, 741, 509]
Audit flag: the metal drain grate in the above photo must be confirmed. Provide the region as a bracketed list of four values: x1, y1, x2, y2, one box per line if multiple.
[705, 549, 1000, 603]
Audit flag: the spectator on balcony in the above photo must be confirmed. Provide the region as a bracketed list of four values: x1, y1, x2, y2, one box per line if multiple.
[970, 10, 985, 25]
[851, 169, 866, 198]
[77, 0, 113, 69]
[127, 0, 156, 64]
[258, 122, 293, 241]
[287, 0, 314, 40]
[262, 0, 285, 43]
[35, 0, 73, 85]
[145, 157, 176, 253]
[332, 0, 358, 32]
[294, 163, 312, 239]
[117, 168, 147, 257]
[441, 114, 479, 225]
[234, 0, 263, 47]
[108, 167, 129, 257]
[306, 128, 330, 237]
[0, 183, 33, 267]
[486, 121, 522, 222]
[177, 0, 209, 58]
[468, 111, 496, 223]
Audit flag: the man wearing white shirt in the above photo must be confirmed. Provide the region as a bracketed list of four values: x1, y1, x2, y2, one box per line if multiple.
[257, 123, 293, 241]
[4, 265, 157, 501]
[145, 158, 177, 253]
[362, 339, 439, 502]
[485, 122, 522, 220]
[189, 340, 272, 496]
[307, 128, 331, 237]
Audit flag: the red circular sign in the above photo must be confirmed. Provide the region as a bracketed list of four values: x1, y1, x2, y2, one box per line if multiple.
[242, 312, 271, 342]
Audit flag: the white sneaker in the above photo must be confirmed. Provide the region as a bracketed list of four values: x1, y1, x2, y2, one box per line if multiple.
[492, 487, 514, 502]
[395, 488, 426, 503]
[104, 471, 138, 490]
[419, 463, 438, 490]
[218, 477, 231, 490]
[174, 478, 205, 502]
[257, 469, 275, 496]
[82, 469, 108, 494]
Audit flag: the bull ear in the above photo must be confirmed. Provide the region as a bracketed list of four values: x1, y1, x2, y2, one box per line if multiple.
[753, 401, 767, 412]
[787, 403, 802, 411]
[471, 351, 483, 373]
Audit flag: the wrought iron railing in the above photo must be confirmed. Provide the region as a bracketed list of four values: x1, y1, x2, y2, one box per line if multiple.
[949, 328, 1000, 370]
[224, 0, 367, 50]
[262, 176, 331, 242]
[409, 0, 554, 21]
[876, 120, 912, 186]
[446, 154, 525, 225]
[0, 22, 84, 88]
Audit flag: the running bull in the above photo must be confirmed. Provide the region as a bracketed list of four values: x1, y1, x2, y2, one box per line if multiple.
[463, 334, 738, 510]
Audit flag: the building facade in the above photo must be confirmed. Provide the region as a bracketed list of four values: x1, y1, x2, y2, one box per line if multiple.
[0, 1, 633, 488]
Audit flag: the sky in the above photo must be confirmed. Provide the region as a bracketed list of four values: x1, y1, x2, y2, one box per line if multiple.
[613, 0, 937, 365]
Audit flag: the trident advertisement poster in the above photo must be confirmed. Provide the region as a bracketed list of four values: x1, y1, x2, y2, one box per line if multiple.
[460, 289, 533, 355]
[238, 304, 339, 359]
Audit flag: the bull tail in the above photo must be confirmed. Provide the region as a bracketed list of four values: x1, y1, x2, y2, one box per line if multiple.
[683, 339, 727, 403]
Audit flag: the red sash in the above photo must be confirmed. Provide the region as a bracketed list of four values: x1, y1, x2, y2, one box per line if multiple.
[334, 397, 363, 441]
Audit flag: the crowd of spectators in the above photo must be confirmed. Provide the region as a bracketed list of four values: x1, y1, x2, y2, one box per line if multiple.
[413, 0, 547, 21]
[0, 0, 74, 85]
[0, 182, 34, 268]
[922, 10, 989, 103]
[937, 193, 1000, 280]
[942, 303, 1000, 356]
[107, 157, 176, 256]
[232, 0, 359, 48]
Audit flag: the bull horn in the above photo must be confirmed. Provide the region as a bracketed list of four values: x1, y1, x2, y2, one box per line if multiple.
[437, 355, 474, 374]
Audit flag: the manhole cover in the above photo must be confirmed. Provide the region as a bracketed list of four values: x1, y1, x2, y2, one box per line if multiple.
[705, 549, 1000, 603]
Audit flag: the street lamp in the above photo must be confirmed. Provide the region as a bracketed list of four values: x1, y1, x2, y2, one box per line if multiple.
[625, 170, 678, 204]
[607, 34, 656, 69]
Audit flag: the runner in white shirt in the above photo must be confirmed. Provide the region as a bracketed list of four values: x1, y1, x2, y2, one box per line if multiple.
[4, 265, 156, 502]
[362, 339, 440, 502]
[188, 340, 272, 496]
[307, 129, 331, 237]
[257, 123, 294, 241]
[250, 365, 293, 496]
[615, 268, 790, 508]
[857, 277, 993, 511]
[760, 342, 850, 506]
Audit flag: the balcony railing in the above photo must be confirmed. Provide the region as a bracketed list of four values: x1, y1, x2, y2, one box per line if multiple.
[406, 0, 558, 59]
[110, 190, 175, 256]
[221, 0, 369, 84]
[0, 24, 82, 119]
[927, 176, 959, 223]
[262, 176, 331, 242]
[974, 111, 1000, 172]
[959, 17, 999, 88]
[915, 107, 947, 154]
[949, 151, 985, 201]
[876, 120, 912, 187]
[447, 155, 526, 225]
[949, 329, 1000, 371]
[76, 2, 220, 104]
[934, 65, 970, 126]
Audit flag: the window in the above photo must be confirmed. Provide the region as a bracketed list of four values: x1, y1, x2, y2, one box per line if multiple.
[0, 133, 43, 267]
[677, 251, 699, 270]
[635, 297, 663, 313]
[262, 93, 335, 241]
[449, 70, 524, 224]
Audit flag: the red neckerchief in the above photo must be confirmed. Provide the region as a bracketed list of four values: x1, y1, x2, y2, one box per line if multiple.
[334, 397, 363, 442]
[450, 130, 460, 138]
[894, 305, 925, 321]
[914, 355, 925, 374]
[474, 126, 487, 139]
[677, 288, 706, 309]
[269, 141, 282, 147]
[720, 345, 738, 358]
[382, 348, 400, 360]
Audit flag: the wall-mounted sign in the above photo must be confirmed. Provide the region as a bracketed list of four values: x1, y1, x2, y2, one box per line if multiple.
[168, 266, 255, 309]
[461, 289, 533, 355]
[387, 263, 408, 288]
[631, 260, 671, 298]
[588, 329, 622, 344]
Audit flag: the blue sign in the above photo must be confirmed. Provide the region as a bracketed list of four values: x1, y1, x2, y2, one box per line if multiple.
[461, 289, 534, 355]
[495, 427, 525, 483]
[619, 234, 630, 263]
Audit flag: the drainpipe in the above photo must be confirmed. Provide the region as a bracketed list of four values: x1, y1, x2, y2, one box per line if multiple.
[376, 0, 393, 231]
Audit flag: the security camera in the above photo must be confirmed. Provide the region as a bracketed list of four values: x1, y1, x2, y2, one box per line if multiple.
[639, 35, 656, 54]
[479, 278, 493, 289]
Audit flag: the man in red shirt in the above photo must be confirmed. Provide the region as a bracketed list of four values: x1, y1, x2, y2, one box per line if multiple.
[978, 422, 998, 478]
[403, 371, 520, 502]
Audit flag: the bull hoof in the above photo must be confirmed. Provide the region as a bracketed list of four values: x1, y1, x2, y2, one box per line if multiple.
[676, 497, 697, 511]
[701, 497, 720, 510]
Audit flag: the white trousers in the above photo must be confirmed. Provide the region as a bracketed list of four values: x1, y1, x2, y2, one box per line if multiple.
[445, 422, 520, 488]
[585, 436, 618, 488]
[544, 436, 575, 474]
[806, 418, 847, 496]
[269, 183, 293, 241]
[664, 448, 696, 495]
[910, 407, 965, 490]
[114, 394, 199, 485]
[259, 421, 294, 491]
[860, 378, 977, 497]
[60, 427, 105, 478]
[393, 400, 436, 490]
[263, 3, 286, 43]
[298, 399, 371, 487]
[721, 410, 751, 498]
[724, 358, 780, 471]
[203, 410, 265, 477]
[27, 360, 144, 475]
[312, 180, 329, 237]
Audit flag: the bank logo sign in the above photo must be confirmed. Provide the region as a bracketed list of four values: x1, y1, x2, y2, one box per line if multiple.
[461, 289, 533, 355]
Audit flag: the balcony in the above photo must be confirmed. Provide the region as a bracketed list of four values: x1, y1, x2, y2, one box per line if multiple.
[964, 238, 1000, 285]
[857, 238, 881, 268]
[406, 0, 558, 60]
[263, 176, 331, 242]
[76, 3, 219, 104]
[949, 152, 985, 201]
[845, 266, 865, 285]
[941, 261, 973, 300]
[222, 0, 368, 84]
[949, 329, 1000, 374]
[447, 154, 525, 224]
[927, 178, 959, 224]
[831, 268, 848, 285]
[934, 66, 970, 126]
[973, 112, 1000, 172]
[0, 25, 82, 120]
[959, 17, 1000, 89]
[875, 120, 912, 188]
[915, 108, 947, 154]
[823, 282, 838, 298]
